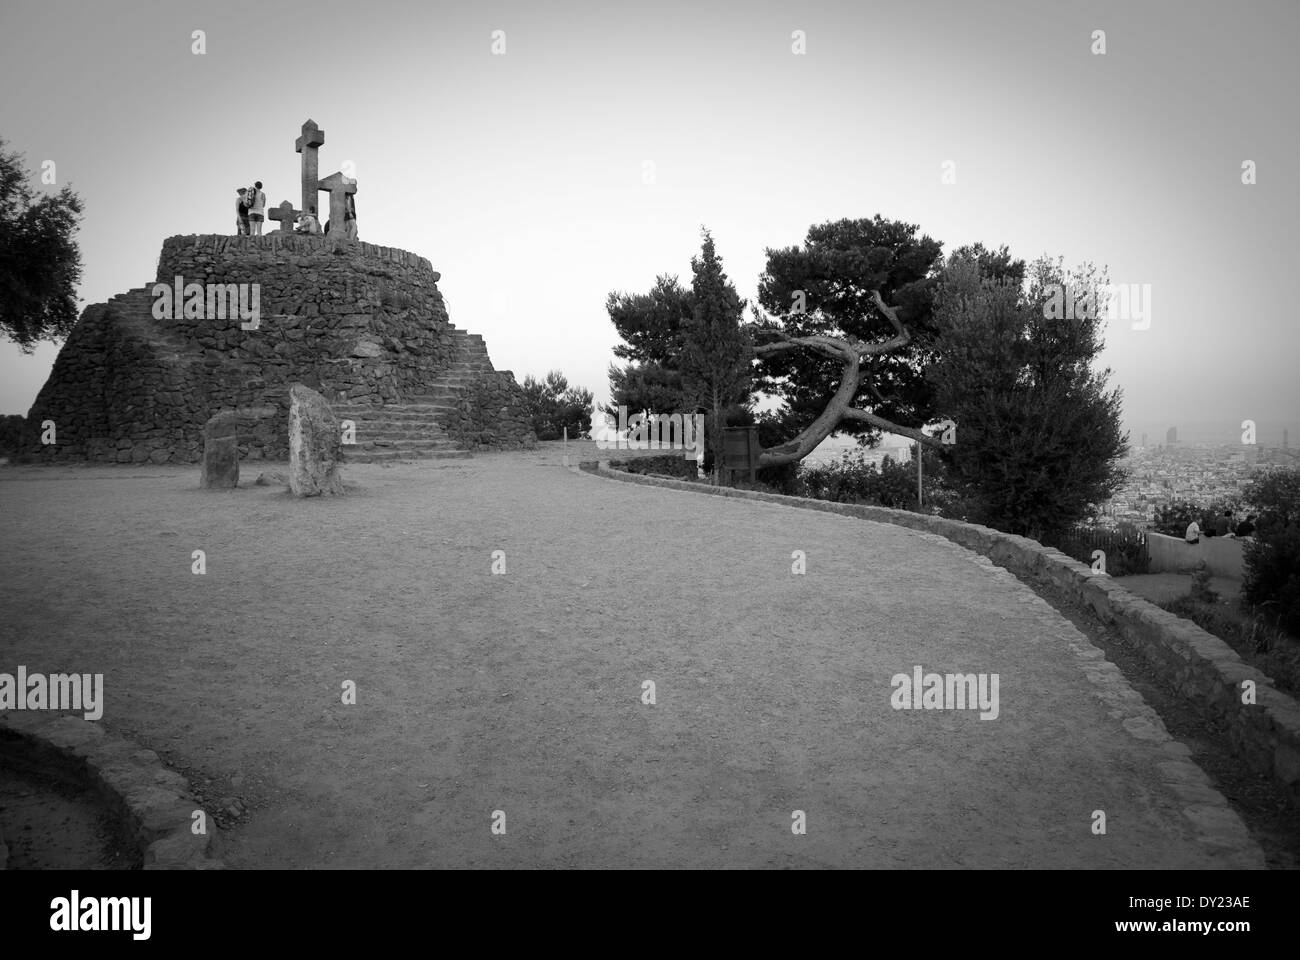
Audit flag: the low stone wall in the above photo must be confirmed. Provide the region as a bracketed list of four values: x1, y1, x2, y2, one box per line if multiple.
[0, 712, 223, 869]
[1148, 530, 1246, 579]
[581, 462, 1300, 804]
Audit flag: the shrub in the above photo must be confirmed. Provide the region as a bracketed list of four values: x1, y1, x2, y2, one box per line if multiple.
[0, 414, 24, 457]
[1190, 560, 1219, 604]
[610, 454, 699, 480]
[797, 450, 941, 511]
[522, 371, 593, 442]
[1152, 499, 1202, 537]
[1153, 497, 1241, 538]
[1241, 466, 1300, 635]
[1161, 594, 1300, 696]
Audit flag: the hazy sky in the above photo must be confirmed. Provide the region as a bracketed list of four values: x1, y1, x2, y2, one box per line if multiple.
[2, 0, 1296, 443]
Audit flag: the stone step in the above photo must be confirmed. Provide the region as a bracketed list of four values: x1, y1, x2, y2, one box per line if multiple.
[340, 447, 472, 463]
[334, 406, 457, 418]
[345, 437, 461, 450]
[342, 419, 453, 432]
[335, 411, 454, 422]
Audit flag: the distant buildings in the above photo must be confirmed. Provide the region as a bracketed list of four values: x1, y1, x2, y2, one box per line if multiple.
[1166, 426, 1178, 444]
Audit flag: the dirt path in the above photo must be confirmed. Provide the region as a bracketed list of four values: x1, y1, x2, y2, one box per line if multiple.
[0, 452, 1261, 868]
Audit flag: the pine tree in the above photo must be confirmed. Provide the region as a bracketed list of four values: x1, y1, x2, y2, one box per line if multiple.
[680, 229, 753, 484]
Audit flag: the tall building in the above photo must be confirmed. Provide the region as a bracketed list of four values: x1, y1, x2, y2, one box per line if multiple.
[1166, 426, 1178, 444]
[1285, 429, 1290, 450]
[1141, 432, 1148, 449]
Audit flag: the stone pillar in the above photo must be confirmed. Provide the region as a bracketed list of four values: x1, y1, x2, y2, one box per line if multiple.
[201, 411, 239, 488]
[288, 383, 346, 496]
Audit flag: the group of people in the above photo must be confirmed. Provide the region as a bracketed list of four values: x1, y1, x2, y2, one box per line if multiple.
[294, 195, 357, 238]
[235, 181, 266, 235]
[1184, 510, 1256, 544]
[234, 184, 357, 239]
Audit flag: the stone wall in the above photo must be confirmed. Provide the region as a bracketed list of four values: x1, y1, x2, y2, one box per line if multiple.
[585, 462, 1300, 805]
[1148, 530, 1246, 579]
[445, 372, 537, 450]
[24, 234, 534, 462]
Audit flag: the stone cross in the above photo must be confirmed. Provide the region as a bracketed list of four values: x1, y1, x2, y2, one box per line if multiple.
[294, 119, 325, 218]
[268, 200, 301, 233]
[317, 171, 357, 234]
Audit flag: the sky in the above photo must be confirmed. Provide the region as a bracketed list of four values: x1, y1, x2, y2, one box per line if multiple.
[1, 0, 1297, 445]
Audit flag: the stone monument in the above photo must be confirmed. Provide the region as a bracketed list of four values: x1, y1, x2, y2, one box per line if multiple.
[22, 121, 536, 464]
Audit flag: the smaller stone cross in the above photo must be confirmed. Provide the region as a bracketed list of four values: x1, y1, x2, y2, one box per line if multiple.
[268, 200, 301, 233]
[317, 171, 357, 234]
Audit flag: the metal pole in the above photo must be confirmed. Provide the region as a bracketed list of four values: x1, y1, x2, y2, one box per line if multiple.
[917, 441, 923, 508]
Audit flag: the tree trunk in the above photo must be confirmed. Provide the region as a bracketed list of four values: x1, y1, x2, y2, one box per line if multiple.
[752, 290, 947, 468]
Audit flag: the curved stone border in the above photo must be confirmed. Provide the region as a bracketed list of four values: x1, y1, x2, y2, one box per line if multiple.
[580, 461, 1300, 805]
[0, 712, 224, 869]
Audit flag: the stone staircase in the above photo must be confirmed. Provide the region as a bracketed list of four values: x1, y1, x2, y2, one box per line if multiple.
[334, 402, 471, 462]
[106, 287, 205, 362]
[102, 290, 494, 463]
[336, 329, 496, 462]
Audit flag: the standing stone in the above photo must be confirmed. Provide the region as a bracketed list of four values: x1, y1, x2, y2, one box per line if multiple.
[288, 383, 346, 496]
[201, 411, 239, 488]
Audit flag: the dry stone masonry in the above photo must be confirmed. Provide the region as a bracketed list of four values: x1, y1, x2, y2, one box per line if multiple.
[24, 117, 534, 464]
[23, 233, 535, 463]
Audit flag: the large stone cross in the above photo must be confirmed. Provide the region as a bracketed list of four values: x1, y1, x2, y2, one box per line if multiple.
[294, 119, 325, 218]
[268, 200, 301, 233]
[317, 171, 357, 233]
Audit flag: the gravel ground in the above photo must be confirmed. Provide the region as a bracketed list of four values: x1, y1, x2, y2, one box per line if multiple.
[0, 449, 1262, 868]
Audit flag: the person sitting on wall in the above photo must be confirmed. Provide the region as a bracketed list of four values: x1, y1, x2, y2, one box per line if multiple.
[1235, 514, 1256, 538]
[1211, 509, 1232, 538]
[296, 206, 322, 235]
[1185, 519, 1201, 544]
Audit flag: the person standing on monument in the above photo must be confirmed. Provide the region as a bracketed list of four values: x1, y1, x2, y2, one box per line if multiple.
[247, 180, 266, 235]
[344, 192, 357, 239]
[235, 187, 250, 235]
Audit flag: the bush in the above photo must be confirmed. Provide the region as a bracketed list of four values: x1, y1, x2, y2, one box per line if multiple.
[0, 414, 24, 457]
[1241, 466, 1300, 635]
[611, 454, 698, 480]
[1152, 497, 1241, 538]
[797, 449, 944, 511]
[1161, 594, 1300, 696]
[522, 370, 593, 441]
[1190, 561, 1218, 604]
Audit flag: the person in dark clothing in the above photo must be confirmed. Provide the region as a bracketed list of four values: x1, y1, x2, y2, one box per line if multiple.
[235, 187, 250, 235]
[1235, 515, 1256, 538]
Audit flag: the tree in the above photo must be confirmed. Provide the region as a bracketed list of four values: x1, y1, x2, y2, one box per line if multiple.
[605, 275, 692, 418]
[521, 370, 594, 441]
[1241, 466, 1300, 634]
[0, 139, 84, 351]
[680, 230, 752, 483]
[751, 216, 947, 460]
[924, 253, 1128, 542]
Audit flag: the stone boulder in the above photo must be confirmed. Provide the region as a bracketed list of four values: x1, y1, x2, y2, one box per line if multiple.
[288, 384, 346, 496]
[201, 411, 239, 488]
